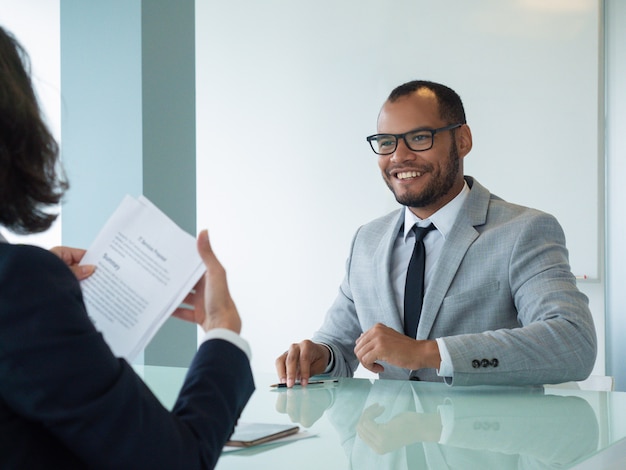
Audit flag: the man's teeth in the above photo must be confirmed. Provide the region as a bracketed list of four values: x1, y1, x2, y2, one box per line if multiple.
[397, 171, 422, 180]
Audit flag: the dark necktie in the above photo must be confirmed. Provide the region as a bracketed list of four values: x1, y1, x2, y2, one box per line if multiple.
[403, 224, 436, 338]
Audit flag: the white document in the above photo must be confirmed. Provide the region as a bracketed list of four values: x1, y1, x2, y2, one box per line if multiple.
[80, 195, 205, 361]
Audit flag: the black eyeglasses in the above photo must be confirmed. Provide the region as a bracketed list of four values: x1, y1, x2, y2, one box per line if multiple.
[366, 123, 463, 155]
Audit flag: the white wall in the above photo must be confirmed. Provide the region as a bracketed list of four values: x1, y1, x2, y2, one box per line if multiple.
[0, 0, 61, 247]
[195, 0, 605, 377]
[2, 1, 609, 380]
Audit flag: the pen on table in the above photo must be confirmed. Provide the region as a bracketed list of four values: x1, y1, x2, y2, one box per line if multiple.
[270, 380, 338, 388]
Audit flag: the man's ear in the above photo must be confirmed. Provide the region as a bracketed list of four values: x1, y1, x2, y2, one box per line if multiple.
[457, 124, 473, 158]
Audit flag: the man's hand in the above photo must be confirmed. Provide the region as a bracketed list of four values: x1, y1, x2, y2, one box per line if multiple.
[50, 246, 95, 281]
[275, 340, 330, 388]
[354, 323, 441, 373]
[172, 230, 241, 333]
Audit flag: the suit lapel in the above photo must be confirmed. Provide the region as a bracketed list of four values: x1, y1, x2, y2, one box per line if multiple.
[375, 210, 405, 331]
[417, 177, 490, 339]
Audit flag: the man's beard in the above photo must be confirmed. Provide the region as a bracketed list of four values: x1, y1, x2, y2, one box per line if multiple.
[386, 142, 460, 209]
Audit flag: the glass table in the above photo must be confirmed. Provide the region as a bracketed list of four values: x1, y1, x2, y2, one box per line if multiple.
[134, 366, 626, 470]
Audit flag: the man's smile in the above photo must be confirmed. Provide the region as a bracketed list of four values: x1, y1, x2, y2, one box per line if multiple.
[395, 170, 423, 180]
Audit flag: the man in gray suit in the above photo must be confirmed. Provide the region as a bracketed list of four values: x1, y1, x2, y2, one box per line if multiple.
[275, 80, 596, 387]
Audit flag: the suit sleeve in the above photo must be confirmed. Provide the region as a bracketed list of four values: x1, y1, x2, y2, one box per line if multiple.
[440, 212, 597, 386]
[0, 245, 254, 469]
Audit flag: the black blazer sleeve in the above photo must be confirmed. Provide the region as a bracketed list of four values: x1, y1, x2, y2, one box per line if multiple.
[0, 244, 254, 469]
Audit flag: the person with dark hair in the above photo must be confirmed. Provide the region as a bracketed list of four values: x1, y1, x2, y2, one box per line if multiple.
[0, 26, 66, 234]
[276, 79, 596, 387]
[0, 26, 254, 469]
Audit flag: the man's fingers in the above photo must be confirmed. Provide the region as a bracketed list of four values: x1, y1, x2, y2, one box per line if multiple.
[276, 341, 329, 388]
[275, 351, 289, 384]
[354, 334, 386, 374]
[296, 346, 312, 386]
[284, 344, 303, 387]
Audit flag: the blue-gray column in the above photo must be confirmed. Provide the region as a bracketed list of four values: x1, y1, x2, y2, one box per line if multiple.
[141, 0, 197, 367]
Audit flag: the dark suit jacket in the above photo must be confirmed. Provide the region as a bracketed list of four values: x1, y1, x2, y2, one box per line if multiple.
[0, 243, 255, 469]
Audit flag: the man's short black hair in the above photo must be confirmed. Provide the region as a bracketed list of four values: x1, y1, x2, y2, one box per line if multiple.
[388, 80, 467, 125]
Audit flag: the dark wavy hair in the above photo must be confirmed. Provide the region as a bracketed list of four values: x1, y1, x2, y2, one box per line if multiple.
[387, 80, 467, 125]
[0, 26, 67, 234]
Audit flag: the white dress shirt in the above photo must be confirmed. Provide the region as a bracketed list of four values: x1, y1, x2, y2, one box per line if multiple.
[391, 182, 470, 378]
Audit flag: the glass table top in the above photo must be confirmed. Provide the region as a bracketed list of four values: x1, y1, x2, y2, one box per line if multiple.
[134, 366, 626, 470]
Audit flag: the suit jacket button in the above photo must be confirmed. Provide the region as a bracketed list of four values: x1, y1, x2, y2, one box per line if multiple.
[472, 360, 481, 368]
[481, 358, 490, 368]
[491, 358, 499, 367]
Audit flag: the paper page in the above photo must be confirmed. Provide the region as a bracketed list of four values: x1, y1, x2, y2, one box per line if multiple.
[80, 195, 205, 360]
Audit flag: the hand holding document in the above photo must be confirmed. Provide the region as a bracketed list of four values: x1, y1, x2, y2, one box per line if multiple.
[80, 195, 205, 361]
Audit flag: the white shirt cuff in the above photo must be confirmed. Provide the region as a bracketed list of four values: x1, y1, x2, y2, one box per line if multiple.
[200, 328, 252, 362]
[436, 338, 454, 378]
[319, 343, 335, 373]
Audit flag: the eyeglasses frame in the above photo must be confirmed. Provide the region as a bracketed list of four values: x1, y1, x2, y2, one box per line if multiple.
[366, 123, 464, 155]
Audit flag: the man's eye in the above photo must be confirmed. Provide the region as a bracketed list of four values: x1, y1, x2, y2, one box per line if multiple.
[409, 132, 429, 142]
[378, 137, 395, 148]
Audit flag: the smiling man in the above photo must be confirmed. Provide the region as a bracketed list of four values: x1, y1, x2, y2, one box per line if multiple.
[275, 80, 596, 387]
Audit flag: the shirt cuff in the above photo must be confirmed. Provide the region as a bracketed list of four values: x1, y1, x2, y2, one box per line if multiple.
[436, 338, 454, 378]
[319, 343, 335, 373]
[200, 328, 252, 363]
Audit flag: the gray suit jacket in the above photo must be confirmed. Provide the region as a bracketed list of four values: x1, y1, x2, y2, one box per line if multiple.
[313, 176, 596, 386]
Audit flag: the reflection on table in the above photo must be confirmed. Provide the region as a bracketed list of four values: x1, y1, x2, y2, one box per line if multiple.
[135, 366, 626, 470]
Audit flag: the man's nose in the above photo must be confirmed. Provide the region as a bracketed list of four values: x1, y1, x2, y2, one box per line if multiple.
[390, 138, 416, 163]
